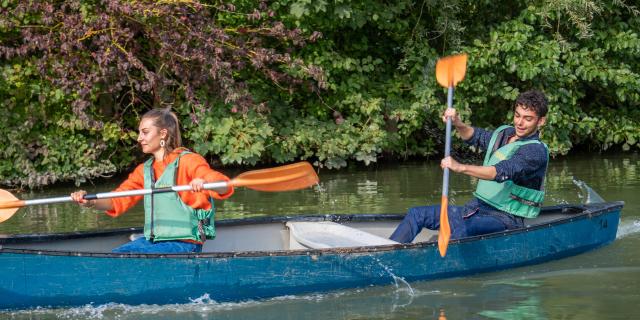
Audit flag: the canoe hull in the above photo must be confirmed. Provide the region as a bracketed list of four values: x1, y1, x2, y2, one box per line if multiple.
[0, 202, 622, 310]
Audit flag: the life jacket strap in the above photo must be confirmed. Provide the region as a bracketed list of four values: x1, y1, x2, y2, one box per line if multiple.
[509, 194, 542, 208]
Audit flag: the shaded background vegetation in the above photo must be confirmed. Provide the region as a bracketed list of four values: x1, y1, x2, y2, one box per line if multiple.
[0, 0, 638, 188]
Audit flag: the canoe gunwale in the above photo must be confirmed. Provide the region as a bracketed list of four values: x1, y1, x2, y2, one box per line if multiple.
[0, 201, 624, 259]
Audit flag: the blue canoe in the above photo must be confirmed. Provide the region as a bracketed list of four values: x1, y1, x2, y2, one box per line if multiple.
[0, 201, 623, 310]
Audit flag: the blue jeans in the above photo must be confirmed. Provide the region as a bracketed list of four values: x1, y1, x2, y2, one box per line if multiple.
[389, 199, 525, 243]
[112, 237, 203, 253]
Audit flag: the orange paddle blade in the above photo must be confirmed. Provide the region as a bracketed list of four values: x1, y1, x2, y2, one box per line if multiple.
[230, 161, 319, 192]
[436, 54, 468, 88]
[0, 189, 24, 223]
[437, 195, 451, 257]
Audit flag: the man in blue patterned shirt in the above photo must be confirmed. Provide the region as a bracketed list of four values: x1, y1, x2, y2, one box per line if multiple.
[390, 90, 549, 243]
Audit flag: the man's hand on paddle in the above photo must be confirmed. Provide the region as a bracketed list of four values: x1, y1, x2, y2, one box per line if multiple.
[442, 108, 463, 127]
[442, 108, 474, 140]
[440, 108, 465, 174]
[441, 156, 465, 173]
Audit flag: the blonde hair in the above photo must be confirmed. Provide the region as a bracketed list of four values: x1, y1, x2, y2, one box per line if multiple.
[141, 108, 182, 153]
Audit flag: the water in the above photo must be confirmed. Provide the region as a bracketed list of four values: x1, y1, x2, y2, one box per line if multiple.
[1, 152, 639, 319]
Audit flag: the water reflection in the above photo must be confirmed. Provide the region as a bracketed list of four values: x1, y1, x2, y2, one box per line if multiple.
[479, 297, 546, 319]
[357, 180, 378, 195]
[438, 309, 447, 320]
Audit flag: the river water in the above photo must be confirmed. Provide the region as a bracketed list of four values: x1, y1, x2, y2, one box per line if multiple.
[1, 152, 639, 319]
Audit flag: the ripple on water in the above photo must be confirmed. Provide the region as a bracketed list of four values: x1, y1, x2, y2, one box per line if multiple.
[4, 293, 342, 320]
[3, 285, 440, 320]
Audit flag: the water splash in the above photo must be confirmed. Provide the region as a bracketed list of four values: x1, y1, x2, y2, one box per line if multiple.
[572, 177, 606, 204]
[617, 219, 640, 239]
[4, 292, 353, 319]
[368, 256, 415, 311]
[10, 299, 257, 319]
[571, 178, 638, 239]
[545, 195, 570, 205]
[313, 182, 326, 193]
[371, 257, 415, 295]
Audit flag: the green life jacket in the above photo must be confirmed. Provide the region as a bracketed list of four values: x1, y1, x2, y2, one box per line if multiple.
[473, 125, 549, 218]
[143, 151, 216, 242]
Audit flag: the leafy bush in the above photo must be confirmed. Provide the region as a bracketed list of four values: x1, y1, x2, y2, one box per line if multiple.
[1, 0, 638, 188]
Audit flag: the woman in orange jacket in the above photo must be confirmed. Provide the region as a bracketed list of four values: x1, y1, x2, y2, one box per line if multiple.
[71, 108, 233, 253]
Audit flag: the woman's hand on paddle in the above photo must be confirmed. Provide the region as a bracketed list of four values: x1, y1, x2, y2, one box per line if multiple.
[190, 178, 206, 192]
[70, 190, 95, 208]
[190, 178, 229, 195]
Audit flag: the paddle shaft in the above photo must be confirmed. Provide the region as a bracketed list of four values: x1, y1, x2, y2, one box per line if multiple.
[18, 182, 229, 207]
[442, 86, 454, 197]
[435, 53, 467, 257]
[0, 161, 318, 225]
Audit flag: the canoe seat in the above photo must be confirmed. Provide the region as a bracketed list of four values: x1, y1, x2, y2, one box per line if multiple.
[286, 221, 399, 249]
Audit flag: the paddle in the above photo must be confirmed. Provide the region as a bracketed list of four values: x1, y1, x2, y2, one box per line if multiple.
[435, 53, 468, 257]
[0, 161, 319, 223]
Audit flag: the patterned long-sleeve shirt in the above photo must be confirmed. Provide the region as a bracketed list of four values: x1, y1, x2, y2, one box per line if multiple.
[465, 126, 548, 190]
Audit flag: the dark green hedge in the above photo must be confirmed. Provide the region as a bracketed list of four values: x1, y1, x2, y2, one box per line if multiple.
[1, 0, 638, 188]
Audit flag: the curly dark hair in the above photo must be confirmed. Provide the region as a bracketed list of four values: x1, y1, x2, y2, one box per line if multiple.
[515, 90, 548, 117]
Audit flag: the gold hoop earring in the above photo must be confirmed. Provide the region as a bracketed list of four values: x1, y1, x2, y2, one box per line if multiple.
[160, 139, 165, 148]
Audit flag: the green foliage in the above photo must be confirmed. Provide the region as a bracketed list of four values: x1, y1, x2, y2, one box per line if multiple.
[186, 109, 274, 166]
[0, 59, 123, 188]
[272, 113, 387, 169]
[1, 0, 639, 188]
[460, 2, 640, 154]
